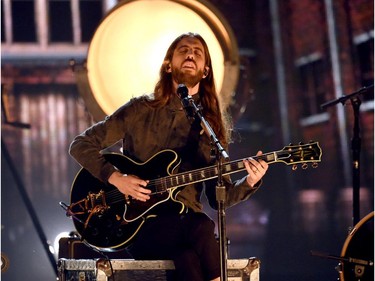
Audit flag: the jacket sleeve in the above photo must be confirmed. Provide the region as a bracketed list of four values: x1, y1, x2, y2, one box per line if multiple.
[69, 99, 138, 182]
[205, 174, 262, 210]
[204, 146, 263, 210]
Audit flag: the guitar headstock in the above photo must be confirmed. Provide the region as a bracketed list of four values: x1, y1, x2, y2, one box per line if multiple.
[277, 141, 322, 169]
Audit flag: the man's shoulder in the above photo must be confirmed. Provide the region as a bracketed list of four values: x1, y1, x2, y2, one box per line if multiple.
[129, 93, 155, 103]
[122, 93, 155, 110]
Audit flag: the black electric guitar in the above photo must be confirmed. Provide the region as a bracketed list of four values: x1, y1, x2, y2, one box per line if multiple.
[67, 142, 322, 251]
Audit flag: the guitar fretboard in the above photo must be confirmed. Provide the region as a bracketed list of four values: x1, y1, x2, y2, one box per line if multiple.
[152, 152, 282, 193]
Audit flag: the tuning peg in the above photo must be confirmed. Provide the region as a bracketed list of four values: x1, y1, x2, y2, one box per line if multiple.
[302, 163, 308, 169]
[312, 162, 318, 168]
[292, 165, 297, 171]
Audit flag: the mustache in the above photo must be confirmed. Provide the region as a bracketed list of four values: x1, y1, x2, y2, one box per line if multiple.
[182, 58, 196, 65]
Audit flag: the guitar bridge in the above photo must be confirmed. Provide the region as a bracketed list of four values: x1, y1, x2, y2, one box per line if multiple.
[82, 190, 110, 229]
[87, 190, 108, 213]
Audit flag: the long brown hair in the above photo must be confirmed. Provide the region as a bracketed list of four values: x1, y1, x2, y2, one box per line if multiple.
[149, 32, 232, 146]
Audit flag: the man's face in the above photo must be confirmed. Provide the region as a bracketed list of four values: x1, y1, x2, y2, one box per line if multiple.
[169, 37, 208, 88]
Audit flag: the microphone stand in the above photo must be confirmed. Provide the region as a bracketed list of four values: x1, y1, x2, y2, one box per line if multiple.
[181, 93, 230, 281]
[321, 84, 373, 225]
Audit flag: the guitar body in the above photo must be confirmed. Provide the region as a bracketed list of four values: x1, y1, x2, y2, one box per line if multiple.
[69, 150, 186, 251]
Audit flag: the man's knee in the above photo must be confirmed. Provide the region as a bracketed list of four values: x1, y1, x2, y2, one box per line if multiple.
[189, 212, 215, 237]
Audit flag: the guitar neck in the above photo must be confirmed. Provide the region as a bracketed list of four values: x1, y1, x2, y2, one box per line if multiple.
[151, 150, 288, 192]
[151, 141, 321, 193]
[213, 151, 281, 177]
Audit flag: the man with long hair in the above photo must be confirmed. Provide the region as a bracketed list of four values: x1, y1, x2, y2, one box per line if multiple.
[69, 32, 268, 281]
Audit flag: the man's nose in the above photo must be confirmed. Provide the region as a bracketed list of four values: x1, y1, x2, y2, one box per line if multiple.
[186, 49, 194, 59]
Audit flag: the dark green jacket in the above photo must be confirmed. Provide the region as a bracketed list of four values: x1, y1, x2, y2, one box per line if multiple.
[69, 93, 259, 212]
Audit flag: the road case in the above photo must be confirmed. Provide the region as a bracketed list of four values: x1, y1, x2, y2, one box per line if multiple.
[57, 257, 260, 281]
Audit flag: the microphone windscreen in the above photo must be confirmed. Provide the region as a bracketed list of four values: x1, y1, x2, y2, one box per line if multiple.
[177, 84, 188, 99]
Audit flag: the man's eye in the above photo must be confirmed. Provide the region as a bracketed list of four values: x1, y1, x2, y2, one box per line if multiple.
[194, 51, 202, 57]
[179, 48, 189, 54]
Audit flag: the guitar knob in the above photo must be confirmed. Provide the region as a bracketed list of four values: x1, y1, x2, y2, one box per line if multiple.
[292, 165, 297, 171]
[312, 162, 318, 168]
[302, 163, 308, 169]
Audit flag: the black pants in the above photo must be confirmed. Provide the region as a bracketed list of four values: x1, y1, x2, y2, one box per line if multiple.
[127, 211, 221, 281]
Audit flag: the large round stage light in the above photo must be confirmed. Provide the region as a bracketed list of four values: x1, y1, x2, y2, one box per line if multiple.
[82, 0, 239, 121]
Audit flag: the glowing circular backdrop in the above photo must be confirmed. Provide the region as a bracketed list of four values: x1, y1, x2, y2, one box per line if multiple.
[84, 0, 239, 120]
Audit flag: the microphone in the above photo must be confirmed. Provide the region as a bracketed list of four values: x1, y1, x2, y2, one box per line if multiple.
[176, 84, 196, 121]
[177, 84, 189, 99]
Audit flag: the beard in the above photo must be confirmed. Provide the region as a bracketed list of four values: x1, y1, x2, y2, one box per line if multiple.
[172, 67, 204, 88]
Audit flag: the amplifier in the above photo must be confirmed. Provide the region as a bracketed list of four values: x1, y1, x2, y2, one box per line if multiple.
[57, 258, 260, 281]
